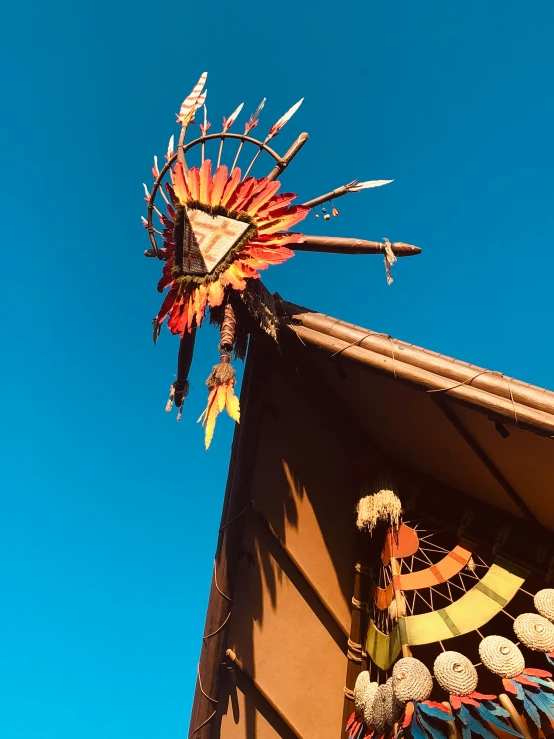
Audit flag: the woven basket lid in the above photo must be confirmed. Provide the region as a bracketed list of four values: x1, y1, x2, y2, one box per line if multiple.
[534, 589, 554, 622]
[479, 636, 525, 678]
[362, 681, 379, 729]
[392, 658, 433, 703]
[514, 612, 554, 653]
[383, 677, 403, 725]
[354, 671, 371, 714]
[433, 651, 478, 696]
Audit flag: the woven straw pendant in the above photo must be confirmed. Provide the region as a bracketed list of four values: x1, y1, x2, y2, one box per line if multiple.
[433, 651, 478, 696]
[354, 671, 371, 714]
[392, 657, 433, 703]
[478, 636, 525, 678]
[383, 677, 403, 726]
[357, 474, 402, 533]
[362, 681, 379, 729]
[514, 612, 554, 652]
[534, 589, 554, 622]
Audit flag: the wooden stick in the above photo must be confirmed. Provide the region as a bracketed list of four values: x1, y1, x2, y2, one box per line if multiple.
[266, 133, 309, 181]
[294, 236, 421, 257]
[498, 694, 532, 739]
[341, 533, 373, 731]
[390, 553, 412, 657]
[301, 182, 356, 209]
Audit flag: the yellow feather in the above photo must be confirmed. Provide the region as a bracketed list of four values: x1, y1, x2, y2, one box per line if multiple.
[204, 398, 219, 450]
[217, 385, 227, 412]
[225, 385, 240, 423]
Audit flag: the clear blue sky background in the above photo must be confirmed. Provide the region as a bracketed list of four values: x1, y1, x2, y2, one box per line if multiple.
[2, 1, 553, 736]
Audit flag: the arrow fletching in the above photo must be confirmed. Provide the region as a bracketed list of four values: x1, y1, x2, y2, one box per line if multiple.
[268, 97, 304, 139]
[223, 102, 244, 131]
[178, 72, 208, 124]
[348, 179, 394, 192]
[244, 98, 266, 134]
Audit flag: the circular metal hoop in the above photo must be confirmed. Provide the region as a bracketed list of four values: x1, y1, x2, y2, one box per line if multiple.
[145, 132, 283, 256]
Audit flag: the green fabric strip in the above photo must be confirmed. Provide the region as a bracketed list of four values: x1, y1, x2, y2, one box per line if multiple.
[438, 608, 461, 636]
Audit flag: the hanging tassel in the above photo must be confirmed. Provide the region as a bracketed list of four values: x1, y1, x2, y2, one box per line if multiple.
[356, 474, 402, 533]
[198, 302, 240, 449]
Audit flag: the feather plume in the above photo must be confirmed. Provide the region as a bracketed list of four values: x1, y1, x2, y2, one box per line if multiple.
[268, 98, 304, 139]
[348, 180, 394, 191]
[244, 98, 266, 134]
[223, 102, 244, 131]
[178, 72, 208, 124]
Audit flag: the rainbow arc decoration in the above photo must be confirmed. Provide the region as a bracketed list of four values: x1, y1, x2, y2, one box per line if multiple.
[143, 72, 422, 447]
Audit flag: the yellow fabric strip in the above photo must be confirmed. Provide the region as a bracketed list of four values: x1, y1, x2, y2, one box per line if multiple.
[365, 621, 401, 671]
[402, 558, 528, 646]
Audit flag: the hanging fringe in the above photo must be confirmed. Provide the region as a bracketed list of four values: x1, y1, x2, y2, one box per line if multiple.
[388, 592, 407, 621]
[383, 238, 397, 286]
[356, 474, 402, 533]
[198, 303, 241, 449]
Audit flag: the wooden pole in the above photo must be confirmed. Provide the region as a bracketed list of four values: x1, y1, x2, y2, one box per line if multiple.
[294, 236, 421, 257]
[187, 341, 267, 739]
[341, 532, 372, 731]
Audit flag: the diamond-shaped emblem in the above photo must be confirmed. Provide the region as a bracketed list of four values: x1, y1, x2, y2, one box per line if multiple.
[180, 208, 250, 276]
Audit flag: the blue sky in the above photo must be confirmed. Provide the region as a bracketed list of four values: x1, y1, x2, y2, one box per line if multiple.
[2, 1, 554, 736]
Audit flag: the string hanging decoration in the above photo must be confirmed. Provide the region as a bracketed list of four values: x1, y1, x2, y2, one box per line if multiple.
[143, 72, 422, 448]
[346, 497, 554, 739]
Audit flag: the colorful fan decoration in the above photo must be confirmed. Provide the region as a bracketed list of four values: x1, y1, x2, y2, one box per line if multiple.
[143, 72, 422, 448]
[346, 480, 554, 739]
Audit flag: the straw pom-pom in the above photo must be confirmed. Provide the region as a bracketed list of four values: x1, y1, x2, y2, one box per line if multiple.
[534, 589, 554, 622]
[354, 671, 371, 714]
[356, 475, 402, 533]
[392, 658, 433, 703]
[362, 681, 379, 729]
[514, 613, 554, 653]
[433, 651, 478, 696]
[478, 636, 525, 678]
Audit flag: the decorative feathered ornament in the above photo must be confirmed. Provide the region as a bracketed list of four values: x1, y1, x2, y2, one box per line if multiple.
[144, 72, 422, 447]
[514, 612, 554, 668]
[534, 589, 554, 623]
[392, 658, 454, 739]
[479, 635, 554, 731]
[433, 651, 522, 739]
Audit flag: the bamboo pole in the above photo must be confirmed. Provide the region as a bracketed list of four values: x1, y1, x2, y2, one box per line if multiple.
[341, 532, 372, 731]
[286, 324, 554, 439]
[295, 236, 421, 257]
[280, 306, 554, 420]
[390, 553, 412, 658]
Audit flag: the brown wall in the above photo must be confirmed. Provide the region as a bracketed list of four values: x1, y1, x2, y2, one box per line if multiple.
[216, 360, 377, 739]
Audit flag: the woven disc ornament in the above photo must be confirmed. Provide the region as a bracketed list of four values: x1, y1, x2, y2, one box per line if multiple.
[372, 684, 388, 734]
[392, 658, 433, 703]
[478, 636, 525, 678]
[383, 677, 403, 726]
[534, 589, 554, 622]
[433, 651, 478, 696]
[514, 612, 554, 652]
[363, 681, 379, 729]
[354, 671, 371, 714]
